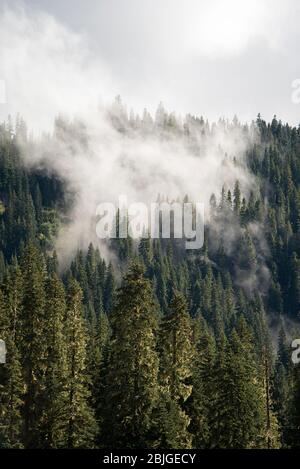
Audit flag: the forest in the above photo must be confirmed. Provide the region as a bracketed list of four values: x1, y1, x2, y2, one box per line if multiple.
[0, 107, 300, 449]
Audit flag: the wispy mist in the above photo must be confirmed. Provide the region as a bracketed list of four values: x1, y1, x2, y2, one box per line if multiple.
[0, 6, 264, 272]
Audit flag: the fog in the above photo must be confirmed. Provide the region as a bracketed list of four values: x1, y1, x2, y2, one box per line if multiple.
[0, 2, 289, 302]
[0, 6, 265, 261]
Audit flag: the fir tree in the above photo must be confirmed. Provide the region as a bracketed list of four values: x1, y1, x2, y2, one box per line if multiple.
[157, 291, 194, 448]
[188, 315, 216, 448]
[0, 288, 24, 448]
[211, 318, 267, 448]
[102, 262, 159, 448]
[41, 273, 68, 448]
[20, 243, 47, 448]
[64, 278, 98, 448]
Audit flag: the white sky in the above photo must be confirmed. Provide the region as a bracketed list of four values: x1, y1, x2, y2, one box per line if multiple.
[1, 0, 300, 126]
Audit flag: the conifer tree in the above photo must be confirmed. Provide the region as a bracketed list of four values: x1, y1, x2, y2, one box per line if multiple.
[0, 288, 23, 448]
[272, 325, 292, 446]
[157, 291, 194, 448]
[86, 306, 110, 407]
[259, 346, 280, 449]
[211, 318, 267, 448]
[64, 278, 98, 448]
[20, 243, 47, 448]
[103, 262, 116, 314]
[233, 180, 241, 215]
[188, 315, 216, 448]
[41, 273, 68, 448]
[287, 363, 300, 448]
[138, 236, 152, 269]
[102, 262, 159, 448]
[159, 292, 193, 402]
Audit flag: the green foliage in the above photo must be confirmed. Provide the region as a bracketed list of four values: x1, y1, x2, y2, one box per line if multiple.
[64, 279, 98, 448]
[102, 262, 159, 448]
[0, 114, 300, 448]
[157, 292, 194, 448]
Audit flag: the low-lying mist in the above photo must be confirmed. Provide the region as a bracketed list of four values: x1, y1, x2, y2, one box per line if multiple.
[0, 5, 266, 292]
[18, 103, 258, 264]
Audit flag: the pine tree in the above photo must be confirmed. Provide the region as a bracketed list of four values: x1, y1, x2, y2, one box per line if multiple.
[272, 325, 292, 446]
[233, 181, 241, 215]
[287, 363, 300, 448]
[20, 243, 47, 448]
[0, 287, 24, 448]
[138, 236, 152, 268]
[259, 346, 280, 448]
[64, 278, 98, 448]
[103, 262, 116, 314]
[157, 291, 194, 448]
[188, 315, 216, 448]
[211, 318, 267, 448]
[159, 292, 193, 402]
[102, 262, 159, 448]
[41, 273, 68, 448]
[86, 306, 110, 408]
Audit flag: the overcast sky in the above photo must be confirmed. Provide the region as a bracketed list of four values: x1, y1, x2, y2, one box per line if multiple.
[1, 0, 300, 127]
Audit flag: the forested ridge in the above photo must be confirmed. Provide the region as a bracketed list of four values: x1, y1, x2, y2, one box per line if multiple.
[1, 110, 300, 449]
